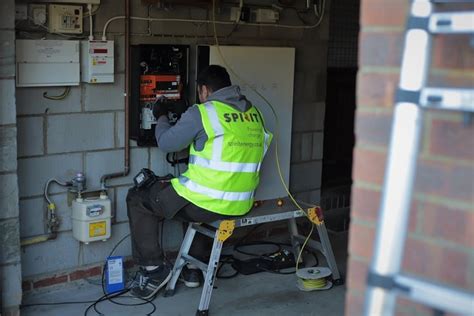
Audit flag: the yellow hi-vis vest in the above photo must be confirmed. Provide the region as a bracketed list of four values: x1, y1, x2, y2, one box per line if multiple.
[171, 100, 273, 216]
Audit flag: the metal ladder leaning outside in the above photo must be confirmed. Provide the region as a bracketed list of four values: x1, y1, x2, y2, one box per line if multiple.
[364, 1, 474, 315]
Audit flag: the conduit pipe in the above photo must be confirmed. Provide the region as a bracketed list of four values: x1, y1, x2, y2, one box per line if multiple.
[100, 0, 131, 189]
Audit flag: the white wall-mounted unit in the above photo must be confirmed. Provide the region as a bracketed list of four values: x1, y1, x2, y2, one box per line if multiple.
[48, 4, 83, 34]
[206, 46, 295, 201]
[16, 40, 80, 87]
[81, 40, 114, 83]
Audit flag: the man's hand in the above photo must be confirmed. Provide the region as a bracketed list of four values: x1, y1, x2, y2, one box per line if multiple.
[152, 101, 169, 119]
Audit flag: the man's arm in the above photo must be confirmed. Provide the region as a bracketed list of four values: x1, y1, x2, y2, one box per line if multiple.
[155, 105, 204, 153]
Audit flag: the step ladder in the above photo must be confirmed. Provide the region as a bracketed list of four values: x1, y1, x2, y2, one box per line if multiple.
[164, 198, 343, 316]
[364, 1, 474, 315]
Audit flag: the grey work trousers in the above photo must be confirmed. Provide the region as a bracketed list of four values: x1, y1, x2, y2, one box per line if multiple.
[126, 180, 230, 266]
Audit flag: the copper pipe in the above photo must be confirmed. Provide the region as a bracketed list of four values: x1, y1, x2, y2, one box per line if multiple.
[100, 0, 131, 189]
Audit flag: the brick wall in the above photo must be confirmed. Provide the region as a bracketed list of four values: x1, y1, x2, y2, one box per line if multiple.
[347, 1, 474, 315]
[13, 0, 332, 282]
[0, 0, 22, 314]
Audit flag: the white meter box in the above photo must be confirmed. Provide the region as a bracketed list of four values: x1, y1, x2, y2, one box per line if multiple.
[81, 40, 114, 83]
[48, 4, 83, 34]
[16, 40, 80, 87]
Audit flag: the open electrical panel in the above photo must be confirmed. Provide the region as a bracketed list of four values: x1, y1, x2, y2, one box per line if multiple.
[130, 44, 190, 146]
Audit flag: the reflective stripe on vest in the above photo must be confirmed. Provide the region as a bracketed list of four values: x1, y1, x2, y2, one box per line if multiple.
[178, 176, 254, 201]
[188, 155, 261, 173]
[204, 102, 225, 161]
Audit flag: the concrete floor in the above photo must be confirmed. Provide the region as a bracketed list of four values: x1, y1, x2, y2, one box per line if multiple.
[21, 232, 348, 316]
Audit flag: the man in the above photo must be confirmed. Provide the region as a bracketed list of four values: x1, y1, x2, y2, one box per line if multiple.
[126, 65, 272, 299]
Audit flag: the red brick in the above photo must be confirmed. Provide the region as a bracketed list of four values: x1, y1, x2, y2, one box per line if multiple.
[351, 186, 381, 222]
[345, 291, 365, 316]
[69, 266, 102, 281]
[359, 31, 404, 67]
[357, 72, 399, 108]
[22, 280, 32, 292]
[33, 275, 68, 289]
[402, 238, 470, 289]
[355, 110, 393, 146]
[415, 160, 474, 202]
[361, 0, 408, 27]
[395, 297, 433, 316]
[352, 147, 387, 185]
[422, 202, 474, 248]
[429, 72, 474, 89]
[429, 119, 474, 161]
[347, 258, 369, 291]
[348, 222, 375, 260]
[432, 35, 474, 71]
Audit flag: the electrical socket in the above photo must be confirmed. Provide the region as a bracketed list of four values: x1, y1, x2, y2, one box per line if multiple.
[29, 4, 47, 26]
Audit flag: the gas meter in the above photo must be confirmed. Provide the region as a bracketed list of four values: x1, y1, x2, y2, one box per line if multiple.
[72, 192, 111, 244]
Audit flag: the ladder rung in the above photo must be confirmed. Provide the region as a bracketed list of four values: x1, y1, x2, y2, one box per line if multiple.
[429, 12, 474, 34]
[395, 274, 474, 315]
[191, 223, 216, 238]
[182, 254, 208, 272]
[420, 88, 474, 112]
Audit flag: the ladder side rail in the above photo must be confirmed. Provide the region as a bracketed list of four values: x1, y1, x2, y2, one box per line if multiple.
[363, 1, 434, 315]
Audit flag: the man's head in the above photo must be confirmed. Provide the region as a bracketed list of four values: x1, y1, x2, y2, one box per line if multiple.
[196, 65, 232, 103]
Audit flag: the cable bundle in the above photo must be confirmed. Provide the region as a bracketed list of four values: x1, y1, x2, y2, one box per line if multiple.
[296, 267, 332, 291]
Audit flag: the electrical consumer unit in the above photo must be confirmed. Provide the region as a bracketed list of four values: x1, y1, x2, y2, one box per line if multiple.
[48, 4, 83, 34]
[16, 40, 80, 87]
[130, 44, 190, 146]
[72, 194, 112, 243]
[81, 40, 114, 83]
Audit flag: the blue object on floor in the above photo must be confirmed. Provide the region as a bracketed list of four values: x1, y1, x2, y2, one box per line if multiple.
[106, 256, 125, 294]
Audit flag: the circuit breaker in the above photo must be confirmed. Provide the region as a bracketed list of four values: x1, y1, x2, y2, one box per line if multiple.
[16, 39, 80, 87]
[48, 4, 83, 34]
[81, 40, 114, 83]
[130, 45, 189, 146]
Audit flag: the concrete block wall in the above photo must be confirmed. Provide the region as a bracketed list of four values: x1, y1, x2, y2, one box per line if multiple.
[15, 0, 332, 284]
[0, 0, 22, 314]
[346, 1, 474, 315]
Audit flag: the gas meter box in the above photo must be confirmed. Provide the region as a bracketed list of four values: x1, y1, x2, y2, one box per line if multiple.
[72, 195, 112, 243]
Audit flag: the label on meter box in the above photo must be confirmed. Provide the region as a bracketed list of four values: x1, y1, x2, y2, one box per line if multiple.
[89, 221, 106, 237]
[106, 256, 125, 293]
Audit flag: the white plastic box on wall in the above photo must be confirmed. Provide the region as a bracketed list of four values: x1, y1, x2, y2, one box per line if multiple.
[16, 40, 80, 87]
[81, 40, 114, 83]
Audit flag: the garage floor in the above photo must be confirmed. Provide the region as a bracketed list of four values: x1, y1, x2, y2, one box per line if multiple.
[21, 231, 348, 316]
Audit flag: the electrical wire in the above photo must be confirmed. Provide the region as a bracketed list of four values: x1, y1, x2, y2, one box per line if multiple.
[88, 4, 94, 41]
[101, 4, 325, 41]
[43, 87, 71, 101]
[85, 233, 158, 315]
[84, 4, 101, 18]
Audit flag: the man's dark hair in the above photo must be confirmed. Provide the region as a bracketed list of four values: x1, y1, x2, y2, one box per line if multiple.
[196, 65, 232, 92]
